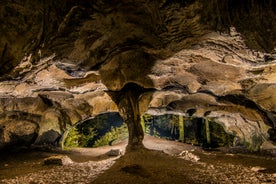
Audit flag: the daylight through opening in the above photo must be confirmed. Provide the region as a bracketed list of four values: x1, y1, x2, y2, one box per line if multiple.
[62, 112, 234, 149]
[62, 112, 128, 149]
[141, 114, 234, 148]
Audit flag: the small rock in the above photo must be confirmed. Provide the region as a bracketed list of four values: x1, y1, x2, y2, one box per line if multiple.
[226, 153, 234, 156]
[106, 149, 122, 156]
[251, 166, 266, 172]
[44, 155, 73, 166]
[4, 164, 8, 167]
[178, 150, 200, 162]
[229, 27, 239, 37]
[207, 164, 215, 169]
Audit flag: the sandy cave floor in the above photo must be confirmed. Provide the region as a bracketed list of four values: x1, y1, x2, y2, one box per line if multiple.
[0, 135, 276, 184]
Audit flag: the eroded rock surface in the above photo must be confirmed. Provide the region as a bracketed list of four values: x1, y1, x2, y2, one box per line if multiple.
[0, 0, 275, 151]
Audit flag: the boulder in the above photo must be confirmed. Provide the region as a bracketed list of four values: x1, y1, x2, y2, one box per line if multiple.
[106, 149, 122, 157]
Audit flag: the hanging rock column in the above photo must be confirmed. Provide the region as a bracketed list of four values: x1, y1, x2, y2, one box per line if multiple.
[107, 83, 153, 151]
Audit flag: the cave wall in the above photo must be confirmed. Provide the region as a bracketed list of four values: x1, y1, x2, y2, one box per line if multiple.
[0, 0, 275, 151]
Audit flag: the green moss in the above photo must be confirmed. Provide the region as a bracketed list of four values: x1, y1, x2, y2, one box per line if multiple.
[207, 120, 234, 148]
[178, 115, 184, 142]
[140, 115, 146, 133]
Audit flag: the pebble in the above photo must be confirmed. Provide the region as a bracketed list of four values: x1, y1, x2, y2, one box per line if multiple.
[251, 166, 267, 172]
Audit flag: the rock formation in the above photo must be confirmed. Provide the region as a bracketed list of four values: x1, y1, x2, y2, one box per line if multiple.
[0, 0, 275, 152]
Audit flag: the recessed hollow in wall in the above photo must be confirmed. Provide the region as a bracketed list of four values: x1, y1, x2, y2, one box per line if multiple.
[141, 114, 235, 148]
[62, 112, 128, 149]
[62, 112, 234, 150]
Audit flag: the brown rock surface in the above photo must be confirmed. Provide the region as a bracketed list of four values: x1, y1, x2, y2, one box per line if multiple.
[0, 0, 275, 151]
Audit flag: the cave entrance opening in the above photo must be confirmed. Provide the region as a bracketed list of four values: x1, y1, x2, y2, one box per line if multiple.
[62, 112, 128, 149]
[62, 112, 234, 150]
[141, 114, 234, 148]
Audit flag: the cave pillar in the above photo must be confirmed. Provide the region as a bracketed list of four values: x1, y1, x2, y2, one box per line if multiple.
[107, 84, 148, 151]
[118, 90, 144, 151]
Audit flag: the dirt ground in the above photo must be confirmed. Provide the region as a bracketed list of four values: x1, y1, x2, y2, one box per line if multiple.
[0, 135, 275, 184]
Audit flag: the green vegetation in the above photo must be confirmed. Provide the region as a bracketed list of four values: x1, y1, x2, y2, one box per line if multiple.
[63, 127, 97, 148]
[208, 121, 234, 147]
[140, 115, 146, 133]
[141, 114, 234, 148]
[178, 115, 184, 142]
[63, 112, 235, 150]
[205, 118, 211, 144]
[93, 124, 128, 147]
[63, 112, 128, 149]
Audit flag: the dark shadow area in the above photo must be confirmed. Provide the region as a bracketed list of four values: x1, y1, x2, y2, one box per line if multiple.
[200, 0, 275, 52]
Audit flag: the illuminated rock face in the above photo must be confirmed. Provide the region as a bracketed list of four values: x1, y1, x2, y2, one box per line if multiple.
[0, 0, 275, 151]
